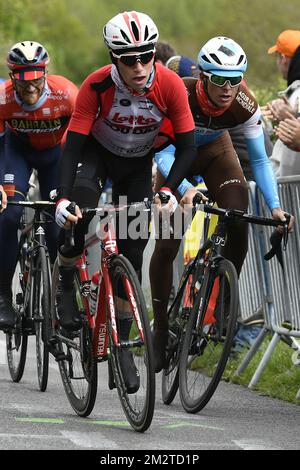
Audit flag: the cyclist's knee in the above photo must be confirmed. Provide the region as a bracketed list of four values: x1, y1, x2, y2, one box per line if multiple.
[217, 183, 248, 211]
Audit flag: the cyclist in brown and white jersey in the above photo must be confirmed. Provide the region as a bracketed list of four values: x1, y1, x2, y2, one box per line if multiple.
[151, 36, 294, 372]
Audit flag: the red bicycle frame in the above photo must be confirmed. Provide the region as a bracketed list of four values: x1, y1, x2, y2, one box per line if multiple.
[76, 210, 144, 361]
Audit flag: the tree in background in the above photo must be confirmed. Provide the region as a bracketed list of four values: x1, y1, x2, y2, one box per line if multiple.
[0, 0, 299, 92]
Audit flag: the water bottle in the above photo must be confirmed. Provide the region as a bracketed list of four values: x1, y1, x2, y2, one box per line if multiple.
[89, 271, 100, 316]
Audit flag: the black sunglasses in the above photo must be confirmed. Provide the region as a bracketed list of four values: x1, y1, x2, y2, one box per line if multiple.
[112, 49, 155, 66]
[13, 76, 45, 88]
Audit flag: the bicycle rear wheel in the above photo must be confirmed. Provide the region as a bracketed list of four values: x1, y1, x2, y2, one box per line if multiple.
[6, 252, 28, 382]
[179, 258, 238, 413]
[108, 255, 155, 432]
[51, 261, 98, 417]
[33, 247, 51, 392]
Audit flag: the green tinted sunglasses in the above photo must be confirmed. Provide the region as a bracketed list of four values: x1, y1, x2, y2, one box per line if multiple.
[204, 72, 243, 87]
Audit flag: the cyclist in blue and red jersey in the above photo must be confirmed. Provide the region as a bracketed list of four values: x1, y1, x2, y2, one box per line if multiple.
[150, 37, 294, 372]
[0, 41, 78, 330]
[54, 11, 197, 393]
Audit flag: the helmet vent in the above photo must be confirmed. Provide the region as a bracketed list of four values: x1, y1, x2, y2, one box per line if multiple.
[218, 45, 235, 57]
[131, 21, 140, 41]
[200, 54, 211, 64]
[144, 25, 149, 40]
[112, 41, 127, 46]
[121, 30, 131, 43]
[210, 53, 222, 65]
[236, 55, 245, 65]
[148, 34, 157, 42]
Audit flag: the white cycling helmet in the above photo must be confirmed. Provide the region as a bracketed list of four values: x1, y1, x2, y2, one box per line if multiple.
[198, 37, 247, 77]
[103, 11, 159, 51]
[7, 41, 49, 70]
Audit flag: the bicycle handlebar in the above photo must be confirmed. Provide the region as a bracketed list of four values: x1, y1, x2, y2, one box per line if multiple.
[5, 200, 55, 207]
[81, 200, 152, 217]
[59, 200, 152, 255]
[192, 192, 290, 260]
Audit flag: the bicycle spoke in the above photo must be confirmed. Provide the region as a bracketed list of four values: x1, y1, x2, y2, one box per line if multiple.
[179, 259, 238, 413]
[51, 261, 98, 417]
[108, 255, 155, 432]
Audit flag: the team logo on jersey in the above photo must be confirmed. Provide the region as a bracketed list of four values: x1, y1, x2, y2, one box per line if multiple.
[42, 108, 51, 115]
[138, 99, 153, 110]
[111, 113, 157, 125]
[8, 116, 68, 133]
[236, 91, 256, 114]
[120, 99, 131, 107]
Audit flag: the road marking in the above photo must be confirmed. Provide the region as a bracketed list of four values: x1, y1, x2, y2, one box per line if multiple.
[89, 420, 130, 427]
[0, 339, 6, 365]
[162, 422, 224, 431]
[233, 439, 283, 450]
[15, 417, 64, 424]
[61, 431, 118, 449]
[0, 433, 69, 440]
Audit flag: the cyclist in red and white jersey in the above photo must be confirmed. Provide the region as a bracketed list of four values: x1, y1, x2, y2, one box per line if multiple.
[54, 11, 196, 392]
[0, 41, 78, 330]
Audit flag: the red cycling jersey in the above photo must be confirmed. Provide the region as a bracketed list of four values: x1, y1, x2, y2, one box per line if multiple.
[67, 63, 194, 157]
[0, 75, 78, 149]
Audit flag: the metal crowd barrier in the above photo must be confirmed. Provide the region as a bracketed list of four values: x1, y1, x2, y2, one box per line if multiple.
[235, 177, 300, 399]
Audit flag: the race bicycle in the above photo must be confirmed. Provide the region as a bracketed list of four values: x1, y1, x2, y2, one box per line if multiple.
[49, 201, 155, 432]
[162, 193, 290, 413]
[0, 195, 54, 391]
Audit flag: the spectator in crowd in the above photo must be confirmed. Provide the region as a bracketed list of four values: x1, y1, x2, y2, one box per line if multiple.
[155, 41, 177, 65]
[262, 30, 300, 176]
[166, 55, 199, 78]
[275, 111, 300, 151]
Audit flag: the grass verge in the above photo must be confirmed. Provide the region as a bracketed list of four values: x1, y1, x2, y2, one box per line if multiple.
[224, 334, 300, 404]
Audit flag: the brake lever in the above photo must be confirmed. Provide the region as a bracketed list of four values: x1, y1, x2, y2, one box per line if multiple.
[282, 213, 290, 251]
[60, 202, 76, 254]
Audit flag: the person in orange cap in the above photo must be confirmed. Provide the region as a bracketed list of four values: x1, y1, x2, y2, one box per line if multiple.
[262, 30, 300, 176]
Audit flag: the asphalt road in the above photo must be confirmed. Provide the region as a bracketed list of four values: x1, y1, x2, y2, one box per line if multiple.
[0, 336, 299, 451]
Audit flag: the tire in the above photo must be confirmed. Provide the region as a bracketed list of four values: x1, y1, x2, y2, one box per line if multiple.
[51, 260, 98, 417]
[6, 252, 28, 382]
[33, 248, 51, 392]
[108, 255, 155, 432]
[162, 264, 194, 405]
[179, 258, 239, 413]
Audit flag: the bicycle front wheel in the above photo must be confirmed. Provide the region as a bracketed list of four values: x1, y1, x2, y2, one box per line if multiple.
[108, 255, 155, 432]
[162, 264, 194, 405]
[6, 253, 28, 382]
[51, 261, 98, 417]
[179, 258, 239, 413]
[33, 247, 51, 392]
